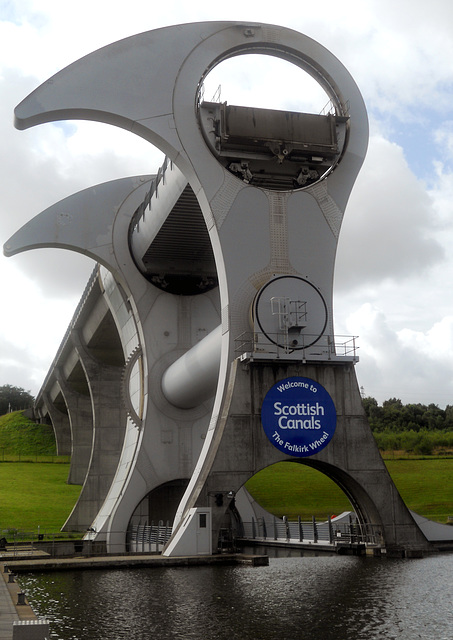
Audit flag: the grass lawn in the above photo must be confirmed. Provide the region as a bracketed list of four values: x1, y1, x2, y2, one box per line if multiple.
[0, 462, 81, 533]
[246, 458, 453, 523]
[1, 458, 452, 533]
[246, 462, 351, 520]
[384, 458, 453, 522]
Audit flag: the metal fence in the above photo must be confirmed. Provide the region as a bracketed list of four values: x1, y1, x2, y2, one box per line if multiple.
[0, 449, 70, 463]
[127, 522, 173, 553]
[235, 331, 358, 362]
[0, 530, 87, 557]
[240, 515, 382, 547]
[0, 524, 172, 558]
[0, 524, 174, 555]
[0, 517, 384, 559]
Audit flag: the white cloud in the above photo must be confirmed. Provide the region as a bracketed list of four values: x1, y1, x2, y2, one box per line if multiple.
[0, 260, 82, 394]
[336, 134, 443, 289]
[434, 122, 453, 165]
[343, 304, 453, 406]
[399, 316, 453, 362]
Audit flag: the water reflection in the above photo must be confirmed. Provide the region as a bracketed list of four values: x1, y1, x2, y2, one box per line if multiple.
[18, 551, 453, 640]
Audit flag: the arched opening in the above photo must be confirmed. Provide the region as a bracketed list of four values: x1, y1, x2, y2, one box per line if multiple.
[227, 461, 385, 550]
[126, 479, 189, 552]
[201, 54, 330, 113]
[198, 53, 349, 191]
[246, 461, 352, 521]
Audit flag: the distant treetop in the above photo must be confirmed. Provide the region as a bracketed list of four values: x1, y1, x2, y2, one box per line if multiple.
[0, 384, 34, 416]
[362, 396, 453, 432]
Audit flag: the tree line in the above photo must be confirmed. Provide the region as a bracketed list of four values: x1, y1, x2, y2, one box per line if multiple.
[0, 385, 34, 416]
[362, 396, 453, 433]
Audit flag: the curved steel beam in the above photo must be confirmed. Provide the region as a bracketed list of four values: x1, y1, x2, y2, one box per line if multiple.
[4, 176, 153, 283]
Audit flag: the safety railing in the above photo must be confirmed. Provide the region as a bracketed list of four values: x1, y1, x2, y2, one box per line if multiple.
[235, 332, 358, 362]
[240, 515, 381, 547]
[0, 449, 69, 463]
[127, 522, 173, 553]
[0, 530, 95, 558]
[129, 156, 171, 234]
[0, 529, 166, 558]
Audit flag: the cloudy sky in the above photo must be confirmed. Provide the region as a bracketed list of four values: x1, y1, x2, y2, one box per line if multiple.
[1, 0, 453, 407]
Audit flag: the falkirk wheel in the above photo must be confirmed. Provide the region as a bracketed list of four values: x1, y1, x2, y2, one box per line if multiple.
[5, 22, 432, 556]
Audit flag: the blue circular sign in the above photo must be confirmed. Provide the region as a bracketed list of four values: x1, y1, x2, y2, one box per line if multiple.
[261, 376, 336, 457]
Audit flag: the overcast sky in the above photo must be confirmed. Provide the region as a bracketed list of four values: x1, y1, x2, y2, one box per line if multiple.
[1, 0, 453, 407]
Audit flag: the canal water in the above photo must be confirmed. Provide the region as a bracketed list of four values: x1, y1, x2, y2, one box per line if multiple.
[17, 549, 453, 640]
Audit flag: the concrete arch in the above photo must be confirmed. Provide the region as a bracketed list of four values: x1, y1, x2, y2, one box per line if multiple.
[295, 459, 386, 532]
[129, 479, 190, 528]
[186, 359, 430, 554]
[245, 458, 380, 529]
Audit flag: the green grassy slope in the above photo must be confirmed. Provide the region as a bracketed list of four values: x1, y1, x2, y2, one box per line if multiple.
[0, 411, 56, 454]
[246, 462, 351, 520]
[385, 458, 453, 522]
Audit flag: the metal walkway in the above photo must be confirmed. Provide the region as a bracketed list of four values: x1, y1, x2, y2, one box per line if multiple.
[237, 514, 382, 554]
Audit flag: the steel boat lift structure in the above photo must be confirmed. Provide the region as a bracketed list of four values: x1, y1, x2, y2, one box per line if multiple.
[4, 22, 440, 556]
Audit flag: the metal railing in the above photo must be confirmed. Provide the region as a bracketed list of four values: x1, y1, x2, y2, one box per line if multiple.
[0, 449, 69, 463]
[1, 515, 384, 559]
[0, 528, 169, 558]
[127, 522, 173, 553]
[130, 156, 171, 234]
[239, 515, 381, 547]
[0, 530, 87, 558]
[235, 332, 358, 362]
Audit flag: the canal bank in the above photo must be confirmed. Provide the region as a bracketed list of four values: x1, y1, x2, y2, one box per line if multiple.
[3, 552, 268, 574]
[0, 561, 44, 640]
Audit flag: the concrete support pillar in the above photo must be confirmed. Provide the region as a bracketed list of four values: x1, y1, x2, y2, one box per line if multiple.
[63, 331, 126, 532]
[185, 360, 431, 555]
[56, 369, 93, 487]
[41, 393, 71, 456]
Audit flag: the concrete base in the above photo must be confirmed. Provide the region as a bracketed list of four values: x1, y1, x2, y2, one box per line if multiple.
[188, 360, 432, 555]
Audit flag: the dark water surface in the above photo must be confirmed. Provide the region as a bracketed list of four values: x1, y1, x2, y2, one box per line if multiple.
[17, 549, 453, 640]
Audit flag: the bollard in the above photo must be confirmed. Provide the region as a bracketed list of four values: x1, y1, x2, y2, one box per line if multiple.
[8, 572, 15, 583]
[17, 591, 26, 605]
[3, 565, 9, 573]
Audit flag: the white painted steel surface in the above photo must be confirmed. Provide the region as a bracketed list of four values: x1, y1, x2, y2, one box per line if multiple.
[161, 325, 222, 409]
